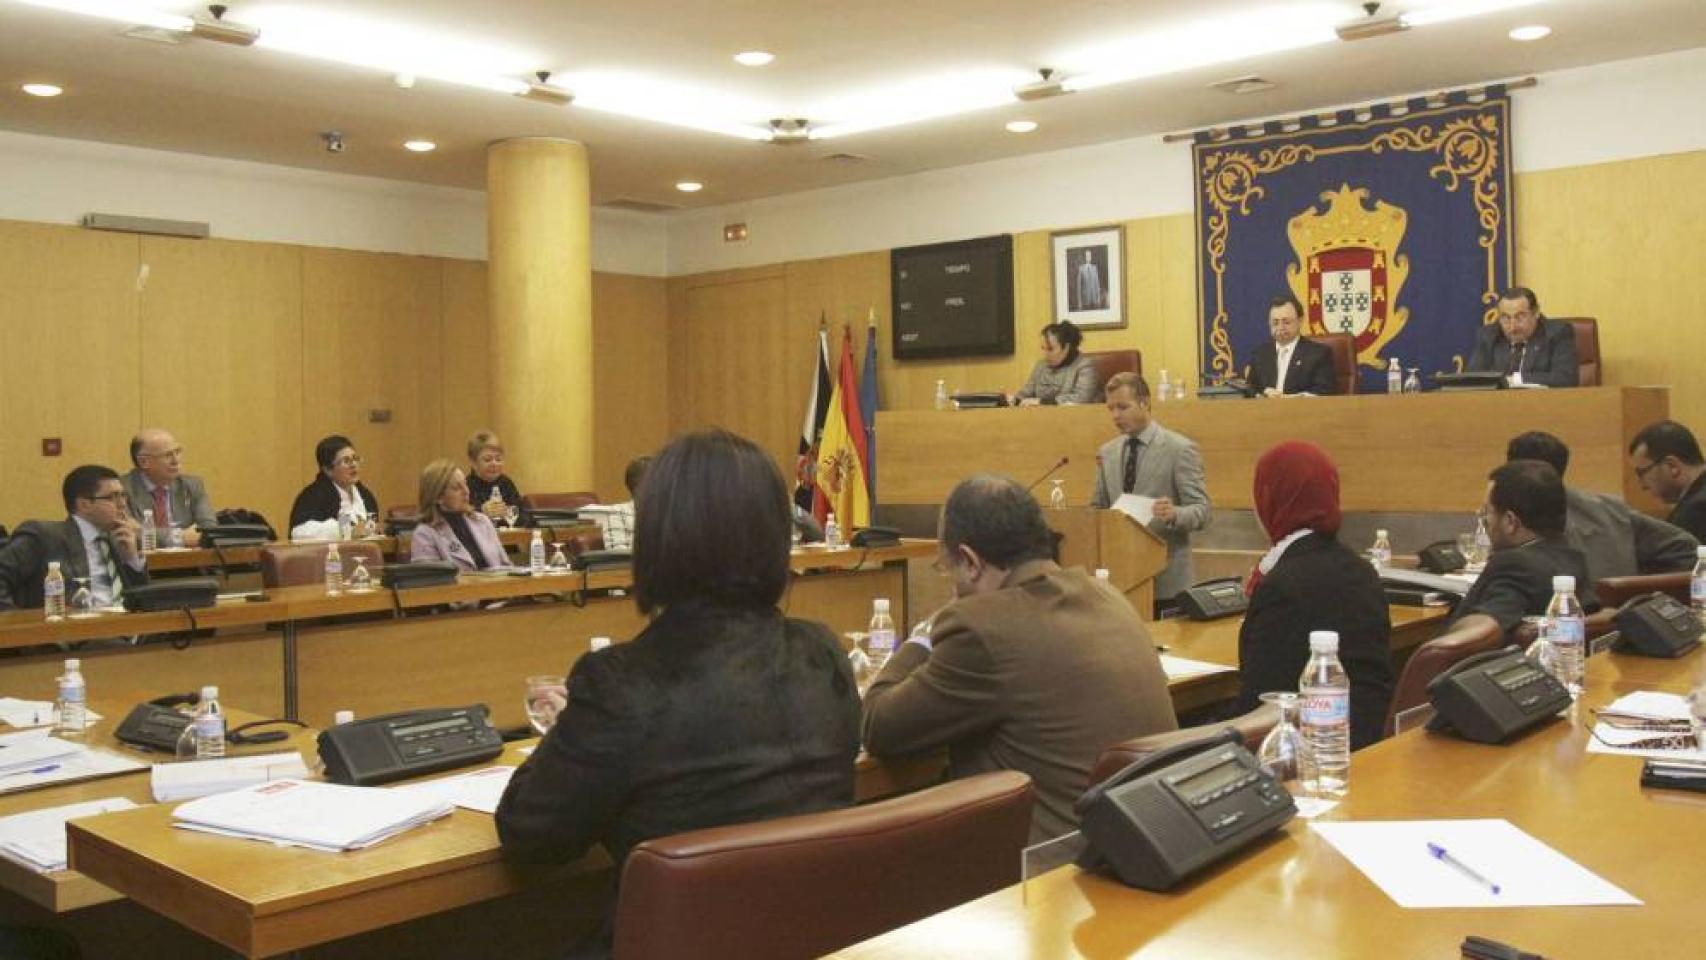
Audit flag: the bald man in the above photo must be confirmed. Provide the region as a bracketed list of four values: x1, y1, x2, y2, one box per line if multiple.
[121, 428, 217, 546]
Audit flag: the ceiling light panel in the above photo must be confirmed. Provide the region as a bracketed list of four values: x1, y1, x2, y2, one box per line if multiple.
[733, 51, 775, 67]
[239, 5, 537, 94]
[21, 82, 65, 97]
[1401, 0, 1545, 28]
[808, 67, 1032, 139]
[16, 0, 191, 32]
[553, 71, 775, 140]
[1508, 24, 1552, 41]
[1057, 3, 1355, 93]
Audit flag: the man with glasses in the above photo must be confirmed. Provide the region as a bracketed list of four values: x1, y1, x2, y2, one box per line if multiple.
[1450, 460, 1591, 640]
[0, 465, 149, 610]
[1628, 420, 1706, 542]
[1465, 286, 1579, 388]
[121, 428, 217, 547]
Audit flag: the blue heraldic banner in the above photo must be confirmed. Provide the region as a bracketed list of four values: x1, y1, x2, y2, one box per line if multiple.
[1194, 89, 1515, 392]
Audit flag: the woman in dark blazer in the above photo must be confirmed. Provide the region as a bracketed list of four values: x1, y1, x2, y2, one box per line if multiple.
[287, 435, 380, 532]
[1234, 441, 1394, 750]
[465, 430, 531, 528]
[495, 428, 861, 956]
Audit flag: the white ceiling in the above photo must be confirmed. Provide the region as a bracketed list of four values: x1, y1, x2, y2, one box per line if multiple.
[1, 0, 1702, 211]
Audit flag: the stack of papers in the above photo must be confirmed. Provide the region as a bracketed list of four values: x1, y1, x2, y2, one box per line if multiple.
[1587, 691, 1705, 762]
[0, 734, 85, 777]
[1159, 654, 1235, 681]
[0, 798, 139, 873]
[172, 779, 454, 852]
[151, 752, 311, 803]
[1112, 494, 1157, 525]
[392, 766, 514, 815]
[0, 699, 105, 729]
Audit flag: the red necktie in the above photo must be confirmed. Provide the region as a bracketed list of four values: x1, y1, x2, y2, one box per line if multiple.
[153, 486, 169, 528]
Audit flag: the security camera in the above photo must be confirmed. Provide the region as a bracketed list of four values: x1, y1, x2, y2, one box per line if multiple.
[321, 131, 346, 154]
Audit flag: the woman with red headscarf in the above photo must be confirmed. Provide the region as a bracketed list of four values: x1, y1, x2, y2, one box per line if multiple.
[1234, 441, 1394, 749]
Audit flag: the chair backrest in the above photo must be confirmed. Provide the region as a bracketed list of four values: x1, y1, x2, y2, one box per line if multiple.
[1083, 350, 1142, 398]
[1596, 571, 1690, 609]
[520, 491, 600, 511]
[614, 771, 1033, 960]
[1558, 317, 1601, 386]
[1306, 333, 1358, 395]
[564, 528, 605, 557]
[260, 541, 384, 588]
[1090, 704, 1278, 787]
[385, 505, 420, 522]
[1384, 616, 1504, 736]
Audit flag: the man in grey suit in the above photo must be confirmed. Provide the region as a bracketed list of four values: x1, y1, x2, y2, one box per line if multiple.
[1466, 286, 1579, 388]
[1507, 431, 1697, 596]
[0, 465, 148, 610]
[862, 475, 1176, 843]
[1090, 372, 1212, 603]
[122, 428, 216, 546]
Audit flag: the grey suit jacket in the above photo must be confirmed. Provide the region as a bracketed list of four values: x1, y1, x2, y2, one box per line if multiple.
[121, 469, 216, 530]
[1565, 487, 1699, 595]
[0, 518, 150, 610]
[862, 560, 1177, 843]
[1466, 317, 1579, 388]
[1088, 422, 1212, 600]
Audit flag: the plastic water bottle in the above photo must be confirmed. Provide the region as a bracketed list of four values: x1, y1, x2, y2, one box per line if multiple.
[934, 379, 949, 411]
[175, 686, 225, 760]
[825, 512, 842, 548]
[55, 658, 86, 739]
[324, 542, 343, 596]
[1157, 369, 1172, 402]
[140, 509, 158, 552]
[589, 636, 612, 653]
[1545, 575, 1586, 699]
[530, 530, 546, 574]
[1299, 631, 1350, 798]
[1691, 546, 1706, 627]
[347, 557, 373, 593]
[337, 506, 353, 541]
[1369, 529, 1393, 568]
[1472, 514, 1492, 564]
[867, 598, 896, 672]
[43, 562, 66, 622]
[1386, 358, 1402, 394]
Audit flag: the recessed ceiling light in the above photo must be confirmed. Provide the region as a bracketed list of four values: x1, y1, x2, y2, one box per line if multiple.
[21, 83, 63, 98]
[1005, 120, 1038, 134]
[733, 51, 775, 67]
[675, 181, 704, 193]
[1508, 24, 1551, 41]
[403, 139, 437, 153]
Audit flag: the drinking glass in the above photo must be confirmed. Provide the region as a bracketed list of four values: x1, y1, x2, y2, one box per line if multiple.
[1048, 479, 1067, 509]
[504, 505, 521, 529]
[1521, 615, 1554, 676]
[524, 675, 566, 735]
[1455, 533, 1477, 567]
[69, 578, 95, 618]
[1257, 692, 1309, 785]
[548, 542, 570, 573]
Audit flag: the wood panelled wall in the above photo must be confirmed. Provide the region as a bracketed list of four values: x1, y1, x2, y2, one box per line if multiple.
[0, 220, 669, 525]
[663, 149, 1706, 478]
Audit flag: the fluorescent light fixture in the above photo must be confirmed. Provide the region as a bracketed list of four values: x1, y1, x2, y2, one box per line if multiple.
[15, 0, 192, 32]
[733, 51, 775, 67]
[809, 68, 1030, 139]
[675, 181, 704, 193]
[1401, 0, 1544, 28]
[1508, 24, 1552, 41]
[21, 82, 64, 97]
[1058, 3, 1352, 93]
[403, 139, 437, 153]
[553, 71, 775, 140]
[1005, 120, 1038, 134]
[240, 5, 534, 95]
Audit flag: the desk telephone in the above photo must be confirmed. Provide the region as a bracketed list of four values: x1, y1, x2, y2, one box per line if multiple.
[318, 705, 503, 786]
[1176, 577, 1248, 621]
[1075, 729, 1295, 891]
[1426, 645, 1571, 744]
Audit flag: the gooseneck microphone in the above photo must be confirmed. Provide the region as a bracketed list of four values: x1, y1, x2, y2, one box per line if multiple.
[1025, 457, 1070, 493]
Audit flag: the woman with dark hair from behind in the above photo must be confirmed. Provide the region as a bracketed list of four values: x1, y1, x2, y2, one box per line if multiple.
[1012, 320, 1099, 406]
[495, 428, 861, 957]
[1233, 441, 1394, 749]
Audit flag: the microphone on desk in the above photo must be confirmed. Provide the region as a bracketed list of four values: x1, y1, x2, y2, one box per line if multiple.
[1025, 457, 1070, 493]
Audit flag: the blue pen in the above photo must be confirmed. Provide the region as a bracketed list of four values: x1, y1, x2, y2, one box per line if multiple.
[1427, 841, 1501, 895]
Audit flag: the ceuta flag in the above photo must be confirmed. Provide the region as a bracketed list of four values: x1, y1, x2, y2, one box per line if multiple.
[794, 325, 832, 519]
[816, 327, 871, 529]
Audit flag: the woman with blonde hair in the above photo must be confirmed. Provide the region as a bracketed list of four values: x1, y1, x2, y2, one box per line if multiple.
[409, 458, 509, 570]
[466, 430, 530, 527]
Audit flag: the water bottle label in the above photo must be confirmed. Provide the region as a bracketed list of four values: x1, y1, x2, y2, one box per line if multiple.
[1302, 690, 1349, 728]
[868, 628, 896, 656]
[1693, 578, 1706, 602]
[1551, 617, 1584, 646]
[58, 682, 84, 704]
[44, 582, 63, 598]
[194, 713, 225, 739]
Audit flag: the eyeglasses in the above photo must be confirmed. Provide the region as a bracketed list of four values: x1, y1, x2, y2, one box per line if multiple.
[143, 448, 183, 461]
[90, 492, 129, 504]
[1633, 459, 1662, 481]
[333, 456, 364, 468]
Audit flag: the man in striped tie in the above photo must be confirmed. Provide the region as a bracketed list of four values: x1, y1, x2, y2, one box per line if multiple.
[0, 465, 149, 611]
[122, 428, 218, 547]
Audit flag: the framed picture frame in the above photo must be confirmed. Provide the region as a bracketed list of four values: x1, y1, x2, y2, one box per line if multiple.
[1050, 225, 1126, 329]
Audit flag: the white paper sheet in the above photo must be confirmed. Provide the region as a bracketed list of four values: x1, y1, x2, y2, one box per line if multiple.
[0, 699, 103, 730]
[150, 752, 311, 803]
[1585, 690, 1706, 762]
[1111, 494, 1156, 526]
[0, 798, 139, 872]
[1290, 797, 1339, 820]
[1310, 819, 1642, 908]
[392, 765, 514, 815]
[1158, 654, 1234, 681]
[172, 779, 452, 852]
[0, 748, 144, 796]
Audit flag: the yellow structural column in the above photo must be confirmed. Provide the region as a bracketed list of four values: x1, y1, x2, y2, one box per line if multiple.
[486, 137, 594, 493]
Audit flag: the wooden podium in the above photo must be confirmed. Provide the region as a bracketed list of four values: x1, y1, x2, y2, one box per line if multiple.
[1047, 507, 1169, 618]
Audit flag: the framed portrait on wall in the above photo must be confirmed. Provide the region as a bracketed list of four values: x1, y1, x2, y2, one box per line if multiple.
[1050, 225, 1126, 329]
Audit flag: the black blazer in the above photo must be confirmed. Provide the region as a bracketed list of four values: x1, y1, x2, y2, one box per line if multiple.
[1451, 536, 1592, 637]
[496, 601, 860, 869]
[1465, 317, 1579, 387]
[466, 473, 533, 528]
[1234, 533, 1393, 750]
[0, 518, 150, 610]
[1245, 337, 1338, 396]
[287, 475, 380, 530]
[1669, 473, 1706, 544]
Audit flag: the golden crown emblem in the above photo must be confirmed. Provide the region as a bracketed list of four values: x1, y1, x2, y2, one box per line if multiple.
[1286, 185, 1411, 367]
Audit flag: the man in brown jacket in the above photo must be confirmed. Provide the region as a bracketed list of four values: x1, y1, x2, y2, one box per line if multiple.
[862, 474, 1178, 843]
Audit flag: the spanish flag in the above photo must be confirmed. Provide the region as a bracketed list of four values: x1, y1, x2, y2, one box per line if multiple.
[815, 327, 871, 530]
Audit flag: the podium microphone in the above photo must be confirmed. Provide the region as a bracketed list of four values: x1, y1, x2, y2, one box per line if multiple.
[1025, 457, 1070, 493]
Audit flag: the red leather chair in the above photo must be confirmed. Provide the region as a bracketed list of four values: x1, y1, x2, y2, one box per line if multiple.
[1084, 350, 1142, 398]
[1595, 571, 1689, 609]
[564, 528, 605, 557]
[1090, 704, 1278, 787]
[260, 541, 384, 588]
[521, 491, 600, 512]
[613, 771, 1033, 960]
[1306, 333, 1359, 395]
[1555, 317, 1601, 386]
[1384, 617, 1503, 736]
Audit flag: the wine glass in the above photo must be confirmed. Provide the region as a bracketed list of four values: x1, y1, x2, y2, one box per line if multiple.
[548, 542, 570, 573]
[524, 675, 566, 735]
[1048, 479, 1067, 509]
[68, 578, 95, 618]
[1257, 692, 1309, 786]
[504, 505, 520, 530]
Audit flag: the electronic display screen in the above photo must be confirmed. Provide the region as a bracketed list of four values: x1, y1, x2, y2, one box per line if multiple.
[1174, 756, 1245, 799]
[392, 716, 468, 738]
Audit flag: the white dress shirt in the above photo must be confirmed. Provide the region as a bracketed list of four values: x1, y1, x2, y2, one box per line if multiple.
[1273, 339, 1296, 394]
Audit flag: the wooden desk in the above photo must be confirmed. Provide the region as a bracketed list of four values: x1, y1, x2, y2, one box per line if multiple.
[831, 648, 1704, 960]
[877, 386, 1669, 514]
[143, 528, 552, 574]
